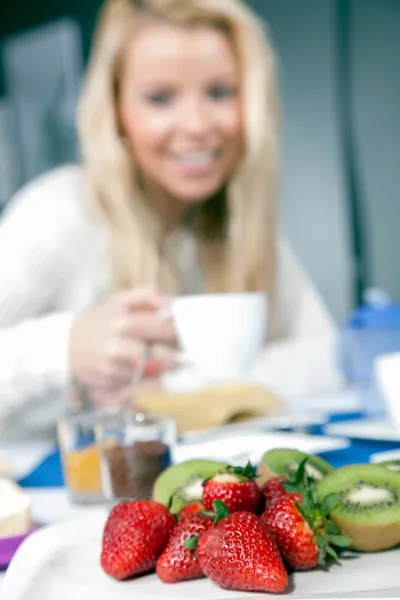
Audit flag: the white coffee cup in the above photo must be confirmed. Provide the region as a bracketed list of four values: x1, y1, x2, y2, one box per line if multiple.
[171, 292, 267, 381]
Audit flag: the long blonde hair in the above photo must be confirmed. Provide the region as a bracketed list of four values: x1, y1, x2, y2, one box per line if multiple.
[78, 0, 281, 331]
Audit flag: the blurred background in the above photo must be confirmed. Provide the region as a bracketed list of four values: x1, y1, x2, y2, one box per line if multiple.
[0, 0, 399, 325]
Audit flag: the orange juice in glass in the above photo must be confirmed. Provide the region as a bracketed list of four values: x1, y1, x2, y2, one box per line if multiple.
[58, 412, 103, 504]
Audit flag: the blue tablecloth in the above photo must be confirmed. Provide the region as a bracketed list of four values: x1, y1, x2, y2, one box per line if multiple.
[17, 412, 400, 489]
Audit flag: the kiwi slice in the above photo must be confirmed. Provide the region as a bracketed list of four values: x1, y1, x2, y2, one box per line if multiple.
[256, 448, 334, 487]
[375, 460, 400, 473]
[152, 459, 227, 513]
[317, 464, 400, 552]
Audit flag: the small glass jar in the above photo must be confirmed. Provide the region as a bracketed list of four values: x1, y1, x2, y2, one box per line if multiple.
[96, 411, 176, 502]
[58, 411, 103, 505]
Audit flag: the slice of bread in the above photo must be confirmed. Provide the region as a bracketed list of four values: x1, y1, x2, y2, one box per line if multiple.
[0, 478, 31, 538]
[137, 383, 281, 434]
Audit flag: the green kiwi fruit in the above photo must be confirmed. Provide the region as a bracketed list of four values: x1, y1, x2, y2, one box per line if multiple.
[375, 460, 400, 473]
[152, 459, 227, 513]
[317, 464, 400, 552]
[256, 448, 334, 487]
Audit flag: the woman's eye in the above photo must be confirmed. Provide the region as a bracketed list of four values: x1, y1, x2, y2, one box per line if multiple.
[147, 92, 174, 105]
[208, 85, 238, 100]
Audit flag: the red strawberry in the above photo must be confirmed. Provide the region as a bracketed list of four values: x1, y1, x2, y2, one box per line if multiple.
[197, 511, 288, 593]
[177, 502, 205, 520]
[262, 496, 319, 570]
[262, 458, 352, 571]
[261, 476, 301, 510]
[156, 514, 213, 583]
[101, 500, 176, 580]
[203, 463, 261, 514]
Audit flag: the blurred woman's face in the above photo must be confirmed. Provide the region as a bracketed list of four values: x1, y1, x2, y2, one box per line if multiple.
[118, 23, 243, 207]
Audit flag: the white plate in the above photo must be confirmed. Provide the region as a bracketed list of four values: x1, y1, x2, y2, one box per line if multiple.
[0, 442, 55, 481]
[174, 432, 349, 466]
[3, 514, 400, 600]
[324, 419, 400, 442]
[370, 449, 400, 464]
[179, 412, 329, 444]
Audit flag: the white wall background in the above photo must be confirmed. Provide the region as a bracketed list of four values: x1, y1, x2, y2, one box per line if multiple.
[352, 0, 400, 305]
[248, 0, 400, 324]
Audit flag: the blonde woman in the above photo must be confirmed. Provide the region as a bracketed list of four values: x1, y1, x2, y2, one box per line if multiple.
[0, 0, 342, 442]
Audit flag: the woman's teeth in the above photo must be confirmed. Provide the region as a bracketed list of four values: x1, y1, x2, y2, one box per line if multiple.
[177, 151, 215, 164]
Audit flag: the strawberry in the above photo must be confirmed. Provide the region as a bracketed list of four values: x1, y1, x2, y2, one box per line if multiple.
[202, 462, 261, 514]
[156, 514, 213, 583]
[177, 502, 205, 520]
[197, 511, 288, 593]
[262, 496, 319, 570]
[261, 476, 301, 510]
[261, 493, 352, 571]
[101, 499, 176, 580]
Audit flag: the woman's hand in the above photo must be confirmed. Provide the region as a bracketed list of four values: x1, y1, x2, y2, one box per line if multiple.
[68, 287, 177, 406]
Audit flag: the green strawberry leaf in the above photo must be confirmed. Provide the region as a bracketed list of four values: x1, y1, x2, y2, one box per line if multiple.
[326, 520, 341, 535]
[326, 545, 339, 562]
[310, 487, 319, 506]
[295, 502, 314, 528]
[281, 481, 301, 494]
[301, 489, 313, 513]
[315, 531, 326, 548]
[283, 461, 297, 478]
[184, 535, 200, 550]
[226, 461, 254, 479]
[321, 493, 339, 516]
[327, 534, 352, 548]
[213, 499, 230, 523]
[294, 457, 309, 485]
[167, 494, 175, 510]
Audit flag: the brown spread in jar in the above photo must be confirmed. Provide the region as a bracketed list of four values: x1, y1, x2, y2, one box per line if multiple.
[104, 440, 171, 500]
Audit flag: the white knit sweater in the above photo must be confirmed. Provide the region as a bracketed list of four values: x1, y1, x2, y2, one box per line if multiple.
[0, 165, 343, 442]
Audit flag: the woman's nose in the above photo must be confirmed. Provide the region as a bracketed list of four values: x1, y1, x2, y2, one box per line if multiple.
[179, 97, 210, 136]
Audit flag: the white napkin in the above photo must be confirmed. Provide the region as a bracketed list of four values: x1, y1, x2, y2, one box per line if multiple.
[374, 352, 400, 432]
[0, 442, 55, 481]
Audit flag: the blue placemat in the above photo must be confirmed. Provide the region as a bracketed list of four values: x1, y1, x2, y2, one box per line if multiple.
[18, 450, 64, 488]
[319, 438, 400, 468]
